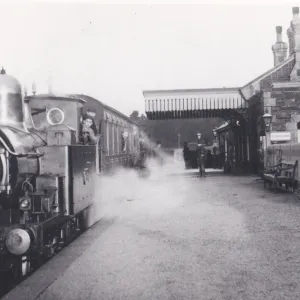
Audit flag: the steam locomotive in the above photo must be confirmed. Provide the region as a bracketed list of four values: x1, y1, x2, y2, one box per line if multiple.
[0, 68, 142, 288]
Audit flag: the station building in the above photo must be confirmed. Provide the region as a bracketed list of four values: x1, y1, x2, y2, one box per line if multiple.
[143, 7, 300, 175]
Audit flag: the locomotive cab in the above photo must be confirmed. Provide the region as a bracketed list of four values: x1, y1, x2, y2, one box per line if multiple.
[46, 124, 76, 146]
[25, 93, 98, 215]
[26, 94, 86, 144]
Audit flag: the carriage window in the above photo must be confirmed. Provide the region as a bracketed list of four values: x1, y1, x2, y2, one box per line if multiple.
[121, 130, 125, 152]
[114, 124, 118, 155]
[128, 132, 131, 152]
[129, 132, 132, 152]
[133, 127, 137, 149]
[121, 131, 128, 152]
[116, 125, 119, 155]
[111, 123, 114, 155]
[106, 122, 109, 155]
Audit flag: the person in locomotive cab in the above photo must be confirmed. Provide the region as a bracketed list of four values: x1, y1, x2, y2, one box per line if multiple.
[80, 114, 97, 145]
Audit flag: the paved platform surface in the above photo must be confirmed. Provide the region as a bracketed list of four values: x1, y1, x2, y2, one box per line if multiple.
[3, 163, 300, 300]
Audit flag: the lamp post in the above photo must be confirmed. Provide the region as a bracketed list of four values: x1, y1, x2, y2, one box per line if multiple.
[197, 133, 202, 144]
[212, 129, 217, 168]
[262, 111, 273, 166]
[212, 129, 216, 137]
[212, 129, 217, 144]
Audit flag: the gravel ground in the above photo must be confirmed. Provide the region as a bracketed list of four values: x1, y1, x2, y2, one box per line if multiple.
[6, 162, 300, 300]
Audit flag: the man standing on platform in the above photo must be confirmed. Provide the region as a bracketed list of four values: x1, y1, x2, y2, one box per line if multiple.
[196, 133, 206, 177]
[213, 143, 220, 169]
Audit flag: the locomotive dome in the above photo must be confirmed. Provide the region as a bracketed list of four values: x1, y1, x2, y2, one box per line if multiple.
[0, 67, 22, 94]
[0, 67, 25, 128]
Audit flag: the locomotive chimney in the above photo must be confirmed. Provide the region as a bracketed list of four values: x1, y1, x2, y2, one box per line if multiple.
[0, 67, 28, 130]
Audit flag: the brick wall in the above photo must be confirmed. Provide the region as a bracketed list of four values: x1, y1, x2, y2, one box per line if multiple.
[268, 88, 300, 141]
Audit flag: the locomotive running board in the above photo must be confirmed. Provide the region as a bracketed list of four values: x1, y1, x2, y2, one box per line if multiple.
[40, 213, 70, 230]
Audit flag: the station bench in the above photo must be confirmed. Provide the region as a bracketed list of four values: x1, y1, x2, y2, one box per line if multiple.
[263, 160, 298, 193]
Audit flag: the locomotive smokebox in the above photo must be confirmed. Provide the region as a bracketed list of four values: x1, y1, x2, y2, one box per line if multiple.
[0, 67, 26, 130]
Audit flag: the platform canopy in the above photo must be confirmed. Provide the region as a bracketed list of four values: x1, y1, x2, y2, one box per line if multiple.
[143, 88, 248, 120]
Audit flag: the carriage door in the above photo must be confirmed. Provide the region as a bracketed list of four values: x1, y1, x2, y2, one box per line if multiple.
[96, 135, 103, 174]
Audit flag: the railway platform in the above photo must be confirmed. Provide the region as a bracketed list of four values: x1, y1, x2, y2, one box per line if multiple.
[2, 164, 300, 300]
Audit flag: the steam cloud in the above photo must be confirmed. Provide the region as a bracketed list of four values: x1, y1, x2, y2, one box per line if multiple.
[85, 147, 188, 227]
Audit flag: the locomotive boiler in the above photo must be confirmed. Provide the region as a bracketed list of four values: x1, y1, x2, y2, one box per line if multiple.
[0, 68, 142, 291]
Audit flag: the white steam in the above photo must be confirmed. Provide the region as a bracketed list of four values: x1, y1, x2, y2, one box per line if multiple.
[85, 147, 188, 227]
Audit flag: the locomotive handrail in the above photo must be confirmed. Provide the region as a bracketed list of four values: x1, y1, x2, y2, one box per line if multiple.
[0, 137, 44, 158]
[5, 125, 47, 146]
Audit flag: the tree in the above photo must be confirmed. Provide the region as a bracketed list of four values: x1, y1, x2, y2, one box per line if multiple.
[128, 110, 223, 148]
[129, 110, 139, 122]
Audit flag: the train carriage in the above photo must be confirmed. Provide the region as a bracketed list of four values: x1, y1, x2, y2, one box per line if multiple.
[73, 95, 140, 172]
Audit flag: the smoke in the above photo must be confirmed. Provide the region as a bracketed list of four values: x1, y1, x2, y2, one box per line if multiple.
[85, 147, 189, 227]
[83, 146, 247, 246]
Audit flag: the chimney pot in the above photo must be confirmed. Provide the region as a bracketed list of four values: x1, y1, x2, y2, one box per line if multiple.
[292, 7, 299, 15]
[272, 25, 287, 66]
[276, 26, 282, 34]
[275, 26, 283, 42]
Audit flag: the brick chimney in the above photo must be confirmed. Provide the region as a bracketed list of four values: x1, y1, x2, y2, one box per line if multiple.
[287, 21, 294, 56]
[287, 7, 300, 54]
[272, 26, 288, 66]
[288, 7, 300, 81]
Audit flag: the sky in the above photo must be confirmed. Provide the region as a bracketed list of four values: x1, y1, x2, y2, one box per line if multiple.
[0, 1, 298, 116]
